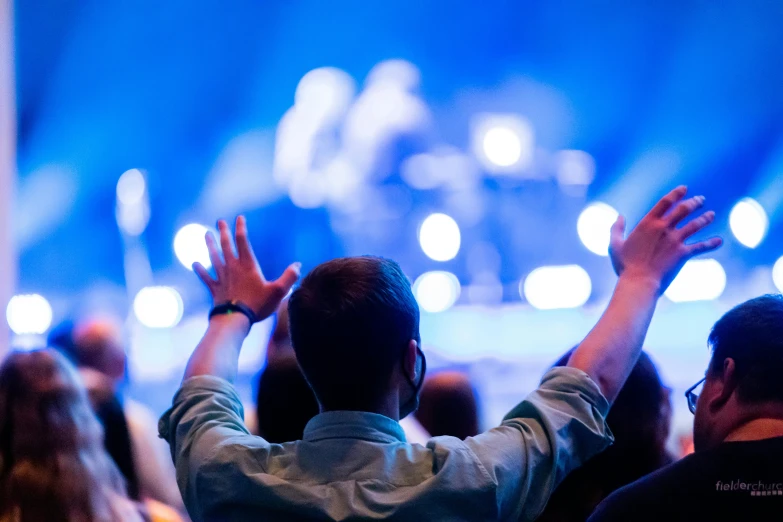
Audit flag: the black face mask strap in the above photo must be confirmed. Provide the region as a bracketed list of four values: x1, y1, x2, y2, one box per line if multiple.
[402, 344, 427, 395]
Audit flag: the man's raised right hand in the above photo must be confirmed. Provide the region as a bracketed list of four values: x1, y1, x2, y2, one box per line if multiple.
[608, 186, 723, 294]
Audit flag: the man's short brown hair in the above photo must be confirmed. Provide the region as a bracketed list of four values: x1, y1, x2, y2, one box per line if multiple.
[288, 256, 420, 410]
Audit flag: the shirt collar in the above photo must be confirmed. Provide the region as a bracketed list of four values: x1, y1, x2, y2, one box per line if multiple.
[303, 410, 407, 444]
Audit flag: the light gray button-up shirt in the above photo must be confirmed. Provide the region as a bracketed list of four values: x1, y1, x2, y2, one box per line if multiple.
[159, 366, 612, 521]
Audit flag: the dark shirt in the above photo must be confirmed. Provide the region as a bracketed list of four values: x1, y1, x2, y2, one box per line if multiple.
[589, 437, 783, 522]
[93, 392, 140, 500]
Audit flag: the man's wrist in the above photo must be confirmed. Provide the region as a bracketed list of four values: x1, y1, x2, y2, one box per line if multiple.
[617, 271, 662, 295]
[208, 312, 251, 336]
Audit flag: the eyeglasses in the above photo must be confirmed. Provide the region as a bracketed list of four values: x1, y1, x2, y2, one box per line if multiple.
[685, 377, 706, 414]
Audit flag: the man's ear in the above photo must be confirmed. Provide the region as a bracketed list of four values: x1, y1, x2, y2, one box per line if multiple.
[404, 340, 418, 379]
[707, 358, 739, 413]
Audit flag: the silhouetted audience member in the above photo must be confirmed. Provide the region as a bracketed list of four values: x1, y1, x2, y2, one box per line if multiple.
[0, 349, 145, 521]
[161, 190, 719, 520]
[254, 303, 322, 442]
[256, 354, 319, 443]
[536, 350, 673, 522]
[49, 319, 141, 500]
[49, 317, 184, 512]
[415, 371, 480, 439]
[590, 294, 783, 521]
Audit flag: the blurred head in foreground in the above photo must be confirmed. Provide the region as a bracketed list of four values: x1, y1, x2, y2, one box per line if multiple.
[415, 371, 480, 440]
[0, 349, 132, 521]
[48, 318, 140, 499]
[49, 316, 127, 389]
[256, 301, 319, 443]
[536, 349, 672, 522]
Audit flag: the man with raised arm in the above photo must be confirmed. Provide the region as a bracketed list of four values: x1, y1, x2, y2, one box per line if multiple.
[159, 186, 721, 521]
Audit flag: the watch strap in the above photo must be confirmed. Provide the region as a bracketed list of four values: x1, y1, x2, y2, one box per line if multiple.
[209, 300, 259, 324]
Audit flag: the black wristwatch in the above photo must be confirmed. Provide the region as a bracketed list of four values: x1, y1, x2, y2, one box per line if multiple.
[209, 300, 259, 325]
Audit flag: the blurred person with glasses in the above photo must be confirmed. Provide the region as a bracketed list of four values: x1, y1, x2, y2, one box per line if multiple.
[590, 294, 783, 522]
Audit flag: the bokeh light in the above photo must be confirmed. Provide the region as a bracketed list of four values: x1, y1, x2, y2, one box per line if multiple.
[483, 127, 522, 167]
[577, 202, 619, 256]
[174, 224, 212, 270]
[472, 115, 534, 173]
[413, 271, 461, 313]
[116, 168, 146, 206]
[116, 168, 150, 237]
[6, 294, 53, 335]
[522, 265, 592, 310]
[133, 286, 184, 328]
[729, 198, 768, 248]
[772, 256, 783, 292]
[419, 213, 461, 261]
[664, 259, 726, 302]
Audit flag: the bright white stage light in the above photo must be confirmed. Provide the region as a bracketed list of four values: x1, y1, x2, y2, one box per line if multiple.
[472, 115, 534, 172]
[772, 256, 783, 293]
[522, 265, 592, 310]
[577, 202, 619, 256]
[483, 127, 522, 167]
[174, 224, 212, 270]
[419, 213, 461, 261]
[133, 287, 184, 328]
[729, 198, 768, 248]
[6, 294, 53, 335]
[664, 259, 726, 303]
[116, 168, 146, 206]
[413, 271, 461, 313]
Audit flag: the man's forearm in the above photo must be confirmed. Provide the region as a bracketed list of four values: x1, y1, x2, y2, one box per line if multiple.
[567, 273, 661, 403]
[184, 314, 250, 382]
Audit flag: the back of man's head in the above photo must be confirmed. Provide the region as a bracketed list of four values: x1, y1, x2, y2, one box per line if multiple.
[288, 256, 419, 411]
[538, 349, 672, 522]
[708, 294, 783, 404]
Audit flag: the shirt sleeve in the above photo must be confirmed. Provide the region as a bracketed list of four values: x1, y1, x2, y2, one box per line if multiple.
[158, 376, 262, 522]
[463, 366, 613, 521]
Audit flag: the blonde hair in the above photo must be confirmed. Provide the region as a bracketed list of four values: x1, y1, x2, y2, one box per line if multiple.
[0, 349, 136, 522]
